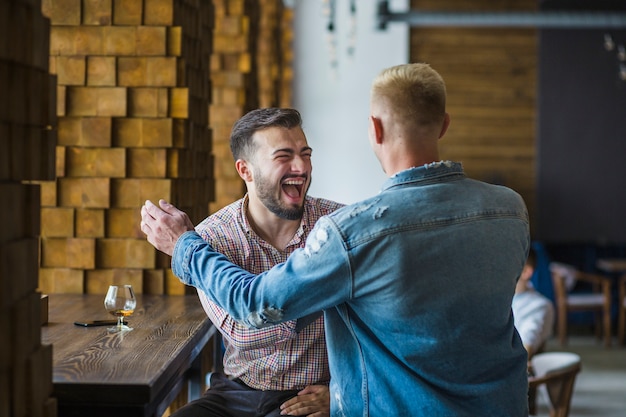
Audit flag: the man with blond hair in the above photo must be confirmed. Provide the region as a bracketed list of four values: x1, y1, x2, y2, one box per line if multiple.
[142, 63, 530, 416]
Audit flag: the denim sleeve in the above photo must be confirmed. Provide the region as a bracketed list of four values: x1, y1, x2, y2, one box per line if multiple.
[171, 218, 352, 328]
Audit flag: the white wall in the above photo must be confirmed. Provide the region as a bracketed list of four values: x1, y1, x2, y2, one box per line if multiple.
[292, 0, 409, 205]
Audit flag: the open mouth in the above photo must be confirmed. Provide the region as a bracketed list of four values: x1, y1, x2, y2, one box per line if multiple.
[282, 178, 306, 200]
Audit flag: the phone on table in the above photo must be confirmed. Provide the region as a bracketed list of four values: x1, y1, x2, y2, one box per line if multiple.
[74, 320, 128, 327]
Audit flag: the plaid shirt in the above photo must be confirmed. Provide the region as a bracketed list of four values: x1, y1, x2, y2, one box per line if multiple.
[195, 195, 344, 390]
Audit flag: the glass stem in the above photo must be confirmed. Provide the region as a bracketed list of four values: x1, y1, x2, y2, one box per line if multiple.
[118, 316, 124, 329]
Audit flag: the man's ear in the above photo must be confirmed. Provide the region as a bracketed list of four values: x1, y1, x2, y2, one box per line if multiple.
[235, 159, 253, 182]
[370, 116, 383, 144]
[438, 113, 451, 139]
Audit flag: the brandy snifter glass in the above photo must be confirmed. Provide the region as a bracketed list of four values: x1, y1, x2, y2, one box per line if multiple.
[104, 285, 136, 333]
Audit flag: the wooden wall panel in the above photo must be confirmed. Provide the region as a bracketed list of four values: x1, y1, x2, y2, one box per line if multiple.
[41, 0, 215, 296]
[0, 0, 57, 414]
[410, 0, 538, 229]
[208, 0, 293, 214]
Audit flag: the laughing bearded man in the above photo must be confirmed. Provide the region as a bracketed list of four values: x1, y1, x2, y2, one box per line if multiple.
[169, 108, 343, 417]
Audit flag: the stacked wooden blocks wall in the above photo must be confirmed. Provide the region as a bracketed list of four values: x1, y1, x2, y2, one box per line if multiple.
[208, 0, 293, 214]
[39, 0, 214, 296]
[410, 0, 538, 227]
[0, 0, 58, 415]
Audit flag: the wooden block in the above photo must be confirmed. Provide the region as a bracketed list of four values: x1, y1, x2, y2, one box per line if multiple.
[55, 56, 85, 86]
[38, 268, 84, 293]
[213, 35, 248, 54]
[56, 85, 66, 116]
[215, 15, 244, 36]
[85, 268, 143, 294]
[56, 145, 65, 177]
[143, 118, 173, 147]
[144, 0, 174, 25]
[75, 208, 105, 237]
[96, 238, 155, 268]
[211, 71, 245, 88]
[96, 87, 127, 116]
[65, 147, 126, 177]
[105, 208, 143, 238]
[112, 117, 142, 147]
[44, 0, 81, 25]
[0, 123, 11, 180]
[50, 26, 75, 55]
[112, 118, 176, 148]
[208, 104, 243, 124]
[165, 268, 185, 295]
[171, 118, 191, 149]
[136, 26, 166, 56]
[82, 0, 112, 25]
[58, 117, 111, 147]
[165, 148, 181, 178]
[167, 26, 182, 56]
[0, 239, 39, 309]
[40, 294, 49, 325]
[57, 117, 83, 146]
[41, 237, 95, 269]
[169, 88, 188, 118]
[112, 0, 143, 25]
[127, 148, 166, 178]
[146, 57, 177, 86]
[74, 27, 104, 55]
[0, 372, 8, 417]
[58, 177, 110, 208]
[65, 86, 98, 116]
[27, 344, 54, 411]
[87, 56, 116, 86]
[65, 87, 126, 117]
[142, 269, 164, 294]
[157, 88, 169, 117]
[40, 207, 75, 237]
[128, 88, 159, 117]
[110, 178, 171, 208]
[0, 183, 40, 242]
[38, 181, 57, 207]
[117, 57, 147, 86]
[102, 26, 137, 55]
[8, 123, 55, 182]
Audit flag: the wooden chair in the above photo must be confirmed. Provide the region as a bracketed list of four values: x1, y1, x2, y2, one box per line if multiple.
[528, 352, 581, 417]
[550, 263, 612, 347]
[619, 274, 626, 346]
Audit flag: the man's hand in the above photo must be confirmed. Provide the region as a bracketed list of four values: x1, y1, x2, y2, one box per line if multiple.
[280, 385, 330, 417]
[140, 199, 195, 256]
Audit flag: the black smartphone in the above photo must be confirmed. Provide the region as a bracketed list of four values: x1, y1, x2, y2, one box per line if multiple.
[74, 320, 128, 327]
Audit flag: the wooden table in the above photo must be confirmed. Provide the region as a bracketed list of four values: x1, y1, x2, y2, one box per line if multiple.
[41, 294, 219, 417]
[596, 258, 626, 273]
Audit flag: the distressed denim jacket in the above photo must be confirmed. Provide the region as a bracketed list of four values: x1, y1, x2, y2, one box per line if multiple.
[172, 161, 530, 417]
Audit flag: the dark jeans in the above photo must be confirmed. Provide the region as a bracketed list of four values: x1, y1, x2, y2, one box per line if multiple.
[170, 373, 300, 417]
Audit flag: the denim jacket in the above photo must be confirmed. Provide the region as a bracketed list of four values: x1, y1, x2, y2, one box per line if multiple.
[173, 161, 530, 417]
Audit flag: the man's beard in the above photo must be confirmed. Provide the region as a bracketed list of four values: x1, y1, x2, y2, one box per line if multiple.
[255, 172, 309, 221]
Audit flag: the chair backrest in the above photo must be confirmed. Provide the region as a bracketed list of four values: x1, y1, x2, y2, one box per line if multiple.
[529, 352, 581, 417]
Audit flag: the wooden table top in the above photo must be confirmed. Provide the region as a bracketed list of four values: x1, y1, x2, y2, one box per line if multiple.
[596, 258, 626, 273]
[41, 293, 215, 415]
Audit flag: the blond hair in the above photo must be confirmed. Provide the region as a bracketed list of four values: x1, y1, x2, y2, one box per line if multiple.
[371, 63, 446, 129]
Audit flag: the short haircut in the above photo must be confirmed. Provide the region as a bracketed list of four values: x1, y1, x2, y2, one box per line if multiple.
[230, 108, 303, 161]
[370, 63, 446, 129]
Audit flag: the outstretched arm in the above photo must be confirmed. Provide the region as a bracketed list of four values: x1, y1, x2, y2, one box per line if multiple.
[140, 199, 195, 256]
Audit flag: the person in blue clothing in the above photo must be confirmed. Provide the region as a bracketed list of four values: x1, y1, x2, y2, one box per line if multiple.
[141, 62, 530, 416]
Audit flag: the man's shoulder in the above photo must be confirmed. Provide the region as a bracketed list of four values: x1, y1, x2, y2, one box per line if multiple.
[196, 199, 244, 234]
